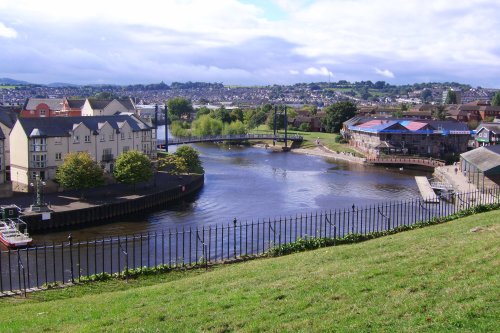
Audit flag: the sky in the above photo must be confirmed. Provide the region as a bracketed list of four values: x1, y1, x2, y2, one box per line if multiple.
[0, 0, 500, 87]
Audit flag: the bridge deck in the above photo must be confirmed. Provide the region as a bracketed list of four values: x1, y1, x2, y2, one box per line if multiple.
[157, 133, 303, 146]
[415, 176, 439, 203]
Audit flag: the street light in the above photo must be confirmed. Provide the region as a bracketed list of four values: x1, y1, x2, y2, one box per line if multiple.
[30, 174, 50, 212]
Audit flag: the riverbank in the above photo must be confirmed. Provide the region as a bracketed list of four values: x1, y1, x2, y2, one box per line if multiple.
[0, 172, 204, 232]
[292, 145, 366, 164]
[2, 209, 498, 331]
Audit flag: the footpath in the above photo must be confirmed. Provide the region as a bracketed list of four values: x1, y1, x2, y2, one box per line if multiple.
[0, 172, 193, 214]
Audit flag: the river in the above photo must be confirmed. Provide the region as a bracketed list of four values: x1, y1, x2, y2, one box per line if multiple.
[33, 127, 430, 243]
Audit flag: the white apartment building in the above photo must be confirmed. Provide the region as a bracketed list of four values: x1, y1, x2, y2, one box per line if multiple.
[81, 98, 136, 116]
[9, 115, 156, 192]
[0, 107, 18, 184]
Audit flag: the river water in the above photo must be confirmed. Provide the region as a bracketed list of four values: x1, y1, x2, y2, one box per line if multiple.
[33, 127, 430, 243]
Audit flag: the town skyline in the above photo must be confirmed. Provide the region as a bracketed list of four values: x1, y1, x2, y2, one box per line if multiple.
[1, 0, 500, 87]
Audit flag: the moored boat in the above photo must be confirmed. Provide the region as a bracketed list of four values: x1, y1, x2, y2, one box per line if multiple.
[0, 219, 33, 248]
[0, 205, 32, 248]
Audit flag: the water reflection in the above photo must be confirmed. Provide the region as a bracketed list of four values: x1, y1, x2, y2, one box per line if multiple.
[33, 137, 430, 243]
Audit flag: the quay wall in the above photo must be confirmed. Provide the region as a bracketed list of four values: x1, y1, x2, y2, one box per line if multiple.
[22, 175, 204, 232]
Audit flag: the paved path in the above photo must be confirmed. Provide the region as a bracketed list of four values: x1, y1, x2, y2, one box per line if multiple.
[0, 172, 190, 215]
[434, 166, 476, 193]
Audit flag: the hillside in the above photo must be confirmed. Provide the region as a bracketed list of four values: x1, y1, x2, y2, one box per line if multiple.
[0, 210, 498, 332]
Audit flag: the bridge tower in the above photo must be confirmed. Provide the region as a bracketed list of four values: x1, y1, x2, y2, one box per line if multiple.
[164, 103, 169, 152]
[273, 105, 277, 146]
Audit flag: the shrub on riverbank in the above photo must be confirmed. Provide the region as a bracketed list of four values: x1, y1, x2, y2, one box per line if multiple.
[1, 209, 498, 332]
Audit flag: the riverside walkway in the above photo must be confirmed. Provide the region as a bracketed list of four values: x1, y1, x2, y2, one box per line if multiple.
[0, 172, 202, 231]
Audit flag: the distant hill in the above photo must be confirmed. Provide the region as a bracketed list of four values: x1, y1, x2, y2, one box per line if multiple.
[0, 77, 31, 85]
[47, 82, 80, 88]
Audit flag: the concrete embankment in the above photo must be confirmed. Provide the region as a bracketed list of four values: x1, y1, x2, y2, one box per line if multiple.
[2, 173, 204, 233]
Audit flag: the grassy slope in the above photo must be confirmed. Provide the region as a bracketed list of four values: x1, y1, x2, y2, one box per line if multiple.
[252, 125, 362, 155]
[1, 210, 499, 332]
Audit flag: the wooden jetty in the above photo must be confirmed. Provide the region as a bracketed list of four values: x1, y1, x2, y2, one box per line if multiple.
[415, 176, 439, 203]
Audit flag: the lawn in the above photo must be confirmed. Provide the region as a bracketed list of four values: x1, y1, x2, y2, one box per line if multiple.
[0, 209, 498, 332]
[252, 125, 363, 156]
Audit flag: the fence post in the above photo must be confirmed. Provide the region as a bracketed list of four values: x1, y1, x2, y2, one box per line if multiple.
[233, 218, 237, 259]
[68, 234, 74, 284]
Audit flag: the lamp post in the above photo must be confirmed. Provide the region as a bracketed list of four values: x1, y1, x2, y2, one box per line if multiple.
[30, 174, 50, 212]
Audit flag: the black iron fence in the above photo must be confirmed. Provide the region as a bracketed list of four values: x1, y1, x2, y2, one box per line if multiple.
[1, 187, 499, 296]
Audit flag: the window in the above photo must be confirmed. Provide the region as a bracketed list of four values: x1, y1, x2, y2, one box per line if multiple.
[31, 138, 47, 151]
[31, 154, 46, 168]
[109, 133, 114, 141]
[135, 132, 139, 138]
[128, 132, 132, 139]
[100, 134, 105, 142]
[73, 135, 80, 143]
[123, 146, 129, 153]
[31, 171, 37, 180]
[54, 137, 62, 145]
[121, 132, 125, 140]
[55, 152, 62, 161]
[84, 135, 91, 143]
[40, 110, 46, 117]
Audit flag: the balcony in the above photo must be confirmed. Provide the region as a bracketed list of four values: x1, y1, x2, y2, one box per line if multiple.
[31, 161, 47, 168]
[31, 145, 47, 152]
[101, 154, 114, 162]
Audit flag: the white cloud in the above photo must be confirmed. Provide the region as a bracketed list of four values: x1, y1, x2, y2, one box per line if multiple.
[0, 22, 16, 38]
[0, 0, 499, 86]
[304, 66, 332, 77]
[375, 68, 395, 79]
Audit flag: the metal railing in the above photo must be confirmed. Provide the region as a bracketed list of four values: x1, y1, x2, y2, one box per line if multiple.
[157, 133, 303, 146]
[1, 186, 498, 296]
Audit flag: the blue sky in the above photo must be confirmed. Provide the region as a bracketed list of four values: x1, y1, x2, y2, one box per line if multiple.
[0, 0, 499, 87]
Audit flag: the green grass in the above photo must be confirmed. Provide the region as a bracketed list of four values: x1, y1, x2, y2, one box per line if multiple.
[0, 85, 16, 89]
[1, 210, 499, 332]
[252, 125, 363, 155]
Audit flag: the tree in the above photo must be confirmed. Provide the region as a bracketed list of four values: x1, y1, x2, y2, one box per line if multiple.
[421, 89, 432, 102]
[158, 154, 188, 175]
[491, 92, 500, 106]
[113, 151, 153, 187]
[432, 105, 447, 120]
[93, 91, 117, 100]
[55, 152, 105, 196]
[322, 101, 357, 133]
[223, 120, 247, 135]
[167, 97, 194, 119]
[175, 146, 204, 174]
[445, 90, 458, 104]
[192, 115, 223, 136]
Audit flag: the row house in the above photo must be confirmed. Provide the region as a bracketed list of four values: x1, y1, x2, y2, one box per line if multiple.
[343, 117, 470, 159]
[9, 115, 156, 192]
[0, 107, 18, 184]
[445, 101, 500, 123]
[474, 122, 500, 147]
[81, 98, 136, 116]
[21, 98, 85, 117]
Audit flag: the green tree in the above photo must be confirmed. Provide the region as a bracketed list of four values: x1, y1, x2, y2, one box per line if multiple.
[210, 107, 232, 123]
[421, 89, 432, 102]
[167, 97, 194, 119]
[113, 151, 153, 187]
[322, 101, 358, 133]
[223, 120, 247, 135]
[175, 146, 204, 174]
[55, 152, 105, 196]
[192, 115, 223, 136]
[158, 154, 188, 175]
[93, 91, 117, 99]
[445, 90, 458, 104]
[432, 105, 447, 120]
[170, 121, 190, 137]
[491, 92, 500, 106]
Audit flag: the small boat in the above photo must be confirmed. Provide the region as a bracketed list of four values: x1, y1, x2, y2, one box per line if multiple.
[0, 219, 33, 248]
